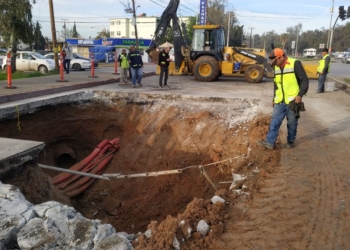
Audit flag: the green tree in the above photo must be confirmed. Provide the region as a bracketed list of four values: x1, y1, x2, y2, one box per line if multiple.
[34, 21, 46, 51]
[185, 16, 197, 44]
[0, 0, 36, 72]
[94, 29, 111, 39]
[280, 33, 289, 50]
[72, 22, 79, 38]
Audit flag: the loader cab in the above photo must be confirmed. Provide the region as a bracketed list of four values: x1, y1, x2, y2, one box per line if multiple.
[190, 25, 225, 61]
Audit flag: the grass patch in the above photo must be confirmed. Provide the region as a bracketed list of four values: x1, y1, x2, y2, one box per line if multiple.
[0, 69, 59, 81]
[344, 78, 350, 84]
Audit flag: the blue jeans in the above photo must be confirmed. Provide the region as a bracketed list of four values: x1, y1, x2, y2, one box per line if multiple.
[317, 72, 327, 92]
[63, 59, 71, 73]
[130, 67, 142, 86]
[266, 103, 298, 145]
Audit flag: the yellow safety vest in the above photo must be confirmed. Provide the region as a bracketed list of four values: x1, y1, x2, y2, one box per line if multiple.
[120, 54, 129, 69]
[317, 54, 330, 73]
[274, 58, 300, 104]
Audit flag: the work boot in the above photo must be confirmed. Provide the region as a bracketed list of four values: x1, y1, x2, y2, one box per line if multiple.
[256, 140, 274, 150]
[286, 142, 295, 149]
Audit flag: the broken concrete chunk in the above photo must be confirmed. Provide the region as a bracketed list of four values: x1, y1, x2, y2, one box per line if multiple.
[173, 235, 181, 250]
[187, 227, 192, 239]
[117, 232, 135, 241]
[144, 229, 152, 239]
[32, 201, 62, 218]
[93, 223, 117, 245]
[92, 234, 133, 250]
[196, 220, 209, 237]
[179, 220, 185, 227]
[17, 217, 57, 249]
[0, 214, 26, 248]
[68, 218, 96, 249]
[0, 182, 32, 216]
[211, 195, 225, 204]
[0, 182, 134, 250]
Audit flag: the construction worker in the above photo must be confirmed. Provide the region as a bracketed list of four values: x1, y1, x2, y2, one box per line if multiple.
[119, 49, 129, 85]
[158, 47, 172, 88]
[316, 48, 331, 93]
[127, 45, 143, 88]
[257, 48, 309, 150]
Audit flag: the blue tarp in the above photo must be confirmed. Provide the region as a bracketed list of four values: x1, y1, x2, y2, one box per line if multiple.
[89, 46, 115, 61]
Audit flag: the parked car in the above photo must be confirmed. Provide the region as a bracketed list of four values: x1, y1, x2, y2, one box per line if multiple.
[1, 51, 55, 73]
[44, 53, 98, 71]
[341, 52, 350, 64]
[72, 53, 99, 68]
[337, 52, 346, 60]
[44, 53, 92, 71]
[0, 48, 7, 70]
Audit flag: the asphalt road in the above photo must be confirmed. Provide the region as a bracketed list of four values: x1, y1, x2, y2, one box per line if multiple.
[95, 61, 349, 79]
[329, 59, 350, 77]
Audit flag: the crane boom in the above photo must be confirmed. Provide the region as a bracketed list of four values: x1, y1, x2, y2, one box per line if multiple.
[146, 0, 185, 70]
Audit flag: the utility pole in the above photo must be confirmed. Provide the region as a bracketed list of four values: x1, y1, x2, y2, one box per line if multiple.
[249, 27, 254, 48]
[131, 0, 139, 49]
[48, 0, 59, 70]
[327, 0, 334, 48]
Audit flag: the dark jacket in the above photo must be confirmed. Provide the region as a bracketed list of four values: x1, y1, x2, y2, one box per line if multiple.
[158, 50, 170, 67]
[127, 50, 143, 68]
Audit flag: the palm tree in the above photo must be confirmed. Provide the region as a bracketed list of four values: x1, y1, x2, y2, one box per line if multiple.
[280, 33, 289, 50]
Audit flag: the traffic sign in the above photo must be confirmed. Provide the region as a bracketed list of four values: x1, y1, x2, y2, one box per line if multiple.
[319, 44, 325, 49]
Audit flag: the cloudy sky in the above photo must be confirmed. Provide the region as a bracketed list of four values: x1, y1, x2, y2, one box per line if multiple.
[32, 0, 350, 39]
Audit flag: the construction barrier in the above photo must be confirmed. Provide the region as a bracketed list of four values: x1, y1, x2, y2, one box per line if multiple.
[5, 53, 16, 89]
[56, 51, 68, 82]
[88, 52, 98, 78]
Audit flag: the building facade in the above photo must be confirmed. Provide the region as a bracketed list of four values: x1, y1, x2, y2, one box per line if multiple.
[109, 16, 191, 40]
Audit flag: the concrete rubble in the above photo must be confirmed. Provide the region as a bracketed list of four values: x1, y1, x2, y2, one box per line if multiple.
[0, 182, 134, 250]
[196, 220, 210, 237]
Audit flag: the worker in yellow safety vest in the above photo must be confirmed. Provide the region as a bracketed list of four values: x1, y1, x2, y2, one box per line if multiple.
[316, 48, 331, 93]
[257, 48, 309, 150]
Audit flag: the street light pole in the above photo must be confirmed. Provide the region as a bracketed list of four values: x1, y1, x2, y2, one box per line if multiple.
[327, 0, 334, 48]
[295, 24, 300, 57]
[131, 0, 139, 49]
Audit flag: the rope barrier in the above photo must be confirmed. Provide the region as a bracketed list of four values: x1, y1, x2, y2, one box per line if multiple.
[103, 156, 246, 178]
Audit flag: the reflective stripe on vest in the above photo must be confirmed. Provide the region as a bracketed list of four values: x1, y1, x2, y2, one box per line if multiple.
[274, 58, 300, 104]
[317, 54, 330, 73]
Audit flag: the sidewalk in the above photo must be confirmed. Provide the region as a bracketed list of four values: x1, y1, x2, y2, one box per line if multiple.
[0, 66, 156, 104]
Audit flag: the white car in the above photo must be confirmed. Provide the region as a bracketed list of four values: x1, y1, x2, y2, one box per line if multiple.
[1, 51, 55, 73]
[0, 48, 8, 70]
[341, 52, 350, 64]
[44, 53, 91, 71]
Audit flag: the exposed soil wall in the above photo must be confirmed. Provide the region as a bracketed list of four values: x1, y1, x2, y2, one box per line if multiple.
[0, 93, 281, 249]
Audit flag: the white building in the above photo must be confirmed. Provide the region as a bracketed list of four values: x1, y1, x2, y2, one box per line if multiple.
[109, 16, 191, 40]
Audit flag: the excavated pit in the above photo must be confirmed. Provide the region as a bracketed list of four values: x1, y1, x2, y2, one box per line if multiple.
[0, 92, 272, 235]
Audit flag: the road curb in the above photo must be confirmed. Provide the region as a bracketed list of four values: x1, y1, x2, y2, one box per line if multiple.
[0, 72, 156, 104]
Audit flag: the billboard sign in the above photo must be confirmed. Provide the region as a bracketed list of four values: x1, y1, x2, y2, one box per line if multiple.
[199, 0, 207, 25]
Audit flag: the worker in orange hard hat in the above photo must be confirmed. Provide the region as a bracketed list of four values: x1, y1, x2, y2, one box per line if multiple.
[257, 48, 309, 150]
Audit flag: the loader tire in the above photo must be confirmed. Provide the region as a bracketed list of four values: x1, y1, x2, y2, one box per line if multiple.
[244, 64, 264, 83]
[193, 56, 220, 82]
